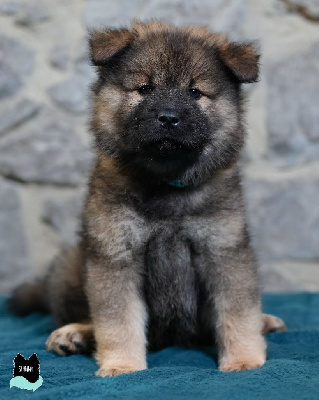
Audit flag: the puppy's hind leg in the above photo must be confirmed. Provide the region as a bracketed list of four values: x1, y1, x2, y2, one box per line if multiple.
[46, 321, 94, 356]
[262, 314, 287, 334]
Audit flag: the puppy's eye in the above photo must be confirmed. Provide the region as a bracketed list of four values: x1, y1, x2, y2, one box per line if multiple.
[138, 85, 154, 95]
[189, 88, 202, 100]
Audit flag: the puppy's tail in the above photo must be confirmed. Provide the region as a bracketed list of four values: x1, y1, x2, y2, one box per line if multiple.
[7, 246, 89, 326]
[7, 278, 49, 316]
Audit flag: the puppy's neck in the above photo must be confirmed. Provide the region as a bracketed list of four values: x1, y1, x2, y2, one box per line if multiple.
[168, 180, 189, 188]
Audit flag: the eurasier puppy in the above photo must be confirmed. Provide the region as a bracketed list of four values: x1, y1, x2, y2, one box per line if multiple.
[9, 21, 286, 377]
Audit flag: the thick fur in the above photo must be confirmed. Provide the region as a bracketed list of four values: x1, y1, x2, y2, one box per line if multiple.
[8, 21, 286, 376]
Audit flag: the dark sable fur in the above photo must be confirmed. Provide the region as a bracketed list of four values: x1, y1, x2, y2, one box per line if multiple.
[91, 29, 247, 186]
[9, 21, 271, 373]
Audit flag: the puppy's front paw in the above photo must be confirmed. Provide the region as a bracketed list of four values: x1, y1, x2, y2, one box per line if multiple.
[95, 364, 145, 377]
[219, 357, 265, 372]
[95, 358, 147, 377]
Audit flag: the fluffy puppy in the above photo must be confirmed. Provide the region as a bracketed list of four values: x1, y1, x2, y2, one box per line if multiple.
[9, 21, 286, 377]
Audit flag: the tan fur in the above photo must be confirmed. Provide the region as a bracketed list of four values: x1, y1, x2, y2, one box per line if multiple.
[93, 287, 148, 377]
[219, 42, 259, 83]
[182, 26, 227, 46]
[87, 23, 264, 374]
[82, 159, 149, 376]
[9, 21, 286, 378]
[45, 311, 285, 361]
[90, 30, 136, 65]
[262, 314, 287, 334]
[132, 20, 173, 37]
[46, 322, 93, 355]
[217, 309, 266, 372]
[185, 210, 245, 252]
[92, 89, 123, 136]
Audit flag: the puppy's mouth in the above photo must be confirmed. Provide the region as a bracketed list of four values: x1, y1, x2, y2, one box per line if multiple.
[122, 135, 202, 178]
[144, 137, 200, 156]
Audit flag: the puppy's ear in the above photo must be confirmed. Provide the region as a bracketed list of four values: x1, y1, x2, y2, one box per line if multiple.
[218, 42, 260, 83]
[89, 29, 136, 66]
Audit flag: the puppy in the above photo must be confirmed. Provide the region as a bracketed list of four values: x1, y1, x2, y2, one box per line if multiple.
[9, 21, 286, 377]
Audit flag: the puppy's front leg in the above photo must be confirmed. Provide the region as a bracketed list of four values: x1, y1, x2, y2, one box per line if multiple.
[211, 244, 266, 371]
[84, 210, 148, 377]
[199, 214, 266, 372]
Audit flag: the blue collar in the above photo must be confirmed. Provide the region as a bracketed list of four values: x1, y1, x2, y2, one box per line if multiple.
[168, 180, 189, 188]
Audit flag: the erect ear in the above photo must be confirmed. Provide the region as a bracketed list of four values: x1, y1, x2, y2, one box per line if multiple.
[218, 41, 260, 83]
[14, 354, 25, 362]
[29, 353, 38, 362]
[89, 29, 136, 66]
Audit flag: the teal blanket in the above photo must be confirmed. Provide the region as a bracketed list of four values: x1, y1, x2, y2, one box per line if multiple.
[1, 293, 319, 399]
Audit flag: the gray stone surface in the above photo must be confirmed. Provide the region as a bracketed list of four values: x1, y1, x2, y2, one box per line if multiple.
[47, 61, 95, 113]
[84, 0, 147, 30]
[259, 264, 301, 292]
[0, 98, 41, 136]
[288, 0, 319, 18]
[245, 178, 319, 262]
[0, 121, 93, 185]
[84, 0, 247, 41]
[49, 45, 71, 71]
[265, 0, 288, 16]
[14, 0, 50, 26]
[77, 38, 90, 64]
[265, 42, 319, 167]
[260, 261, 319, 292]
[0, 34, 35, 100]
[0, 181, 32, 294]
[142, 0, 247, 40]
[42, 193, 85, 246]
[0, 1, 21, 16]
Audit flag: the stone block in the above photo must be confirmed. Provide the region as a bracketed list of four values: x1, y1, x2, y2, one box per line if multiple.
[47, 61, 95, 113]
[42, 193, 85, 246]
[0, 34, 35, 100]
[84, 0, 247, 41]
[265, 42, 319, 166]
[245, 178, 319, 261]
[84, 0, 146, 30]
[0, 120, 94, 185]
[14, 0, 50, 26]
[49, 45, 71, 71]
[288, 0, 319, 18]
[0, 98, 41, 137]
[0, 181, 32, 294]
[260, 261, 319, 292]
[0, 1, 21, 15]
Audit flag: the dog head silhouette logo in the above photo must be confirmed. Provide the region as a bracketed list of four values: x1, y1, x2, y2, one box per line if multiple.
[13, 353, 40, 383]
[10, 353, 43, 391]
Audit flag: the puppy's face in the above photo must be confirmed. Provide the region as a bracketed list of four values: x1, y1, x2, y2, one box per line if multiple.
[90, 22, 259, 183]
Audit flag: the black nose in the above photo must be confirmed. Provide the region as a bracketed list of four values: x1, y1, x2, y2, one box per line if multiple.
[158, 113, 180, 127]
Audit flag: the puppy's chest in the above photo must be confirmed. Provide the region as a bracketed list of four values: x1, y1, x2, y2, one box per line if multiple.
[144, 224, 206, 349]
[132, 187, 211, 219]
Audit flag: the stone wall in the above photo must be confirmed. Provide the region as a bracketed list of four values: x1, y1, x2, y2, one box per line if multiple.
[0, 0, 318, 294]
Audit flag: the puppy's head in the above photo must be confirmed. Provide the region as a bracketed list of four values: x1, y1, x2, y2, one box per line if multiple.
[89, 21, 259, 184]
